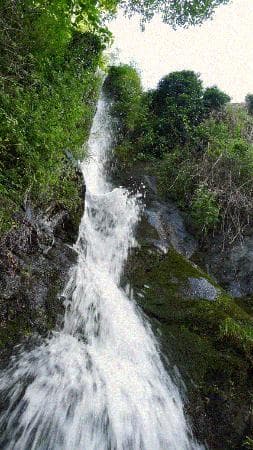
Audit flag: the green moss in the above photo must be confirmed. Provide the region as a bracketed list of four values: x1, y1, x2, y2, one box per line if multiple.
[220, 317, 253, 355]
[0, 292, 60, 354]
[131, 246, 250, 322]
[127, 244, 253, 447]
[244, 437, 253, 449]
[158, 322, 247, 388]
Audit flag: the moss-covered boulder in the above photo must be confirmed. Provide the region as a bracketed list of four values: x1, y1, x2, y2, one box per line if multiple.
[125, 219, 253, 450]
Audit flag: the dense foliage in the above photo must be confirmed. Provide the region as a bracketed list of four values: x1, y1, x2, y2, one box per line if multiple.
[0, 0, 108, 232]
[105, 65, 253, 242]
[122, 0, 231, 28]
[203, 86, 231, 111]
[151, 71, 205, 152]
[0, 0, 232, 235]
[103, 65, 143, 138]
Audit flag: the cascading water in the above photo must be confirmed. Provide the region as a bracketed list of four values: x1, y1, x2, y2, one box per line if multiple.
[0, 97, 203, 450]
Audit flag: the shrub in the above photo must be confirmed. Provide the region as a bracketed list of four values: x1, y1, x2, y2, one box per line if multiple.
[191, 185, 220, 233]
[155, 148, 195, 206]
[203, 86, 231, 111]
[105, 65, 253, 243]
[104, 64, 143, 138]
[151, 71, 205, 149]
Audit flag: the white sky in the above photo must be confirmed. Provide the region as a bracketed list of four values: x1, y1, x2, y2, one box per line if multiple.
[109, 0, 253, 102]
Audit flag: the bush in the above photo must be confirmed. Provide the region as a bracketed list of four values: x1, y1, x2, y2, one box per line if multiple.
[105, 65, 253, 242]
[155, 148, 195, 206]
[191, 185, 220, 233]
[104, 64, 143, 138]
[203, 86, 231, 111]
[151, 71, 205, 149]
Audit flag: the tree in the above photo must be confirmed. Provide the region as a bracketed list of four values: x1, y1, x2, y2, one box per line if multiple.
[153, 70, 204, 117]
[35, 0, 231, 33]
[151, 71, 205, 151]
[104, 65, 143, 137]
[121, 0, 231, 28]
[23, 0, 232, 42]
[245, 94, 253, 115]
[203, 86, 231, 111]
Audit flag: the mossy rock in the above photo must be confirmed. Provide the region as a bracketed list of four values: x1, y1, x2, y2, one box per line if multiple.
[126, 245, 253, 450]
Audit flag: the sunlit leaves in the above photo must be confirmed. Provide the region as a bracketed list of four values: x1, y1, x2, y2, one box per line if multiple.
[122, 0, 231, 28]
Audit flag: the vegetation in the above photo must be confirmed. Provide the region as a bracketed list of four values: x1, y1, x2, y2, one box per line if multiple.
[244, 437, 253, 449]
[151, 71, 205, 152]
[0, 0, 109, 233]
[103, 65, 143, 139]
[203, 86, 231, 111]
[128, 242, 253, 449]
[0, 0, 231, 236]
[220, 316, 253, 355]
[122, 0, 231, 28]
[105, 64, 253, 243]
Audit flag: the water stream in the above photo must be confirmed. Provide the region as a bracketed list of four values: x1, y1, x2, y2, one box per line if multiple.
[0, 98, 203, 449]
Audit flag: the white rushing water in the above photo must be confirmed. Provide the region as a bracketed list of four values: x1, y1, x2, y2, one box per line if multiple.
[0, 98, 203, 450]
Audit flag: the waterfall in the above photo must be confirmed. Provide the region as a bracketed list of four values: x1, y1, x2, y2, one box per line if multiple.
[0, 98, 203, 450]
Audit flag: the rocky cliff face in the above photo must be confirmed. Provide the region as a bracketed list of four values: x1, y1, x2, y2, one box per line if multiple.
[0, 177, 84, 363]
[116, 162, 253, 450]
[125, 223, 253, 450]
[196, 235, 253, 298]
[141, 168, 253, 300]
[0, 153, 252, 448]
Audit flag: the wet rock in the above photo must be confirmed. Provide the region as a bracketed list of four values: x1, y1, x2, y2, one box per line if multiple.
[183, 277, 219, 301]
[113, 163, 197, 259]
[0, 200, 82, 361]
[146, 200, 197, 258]
[198, 235, 253, 297]
[113, 158, 253, 300]
[143, 174, 158, 196]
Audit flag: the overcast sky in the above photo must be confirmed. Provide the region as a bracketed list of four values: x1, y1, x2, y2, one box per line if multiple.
[109, 0, 253, 102]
